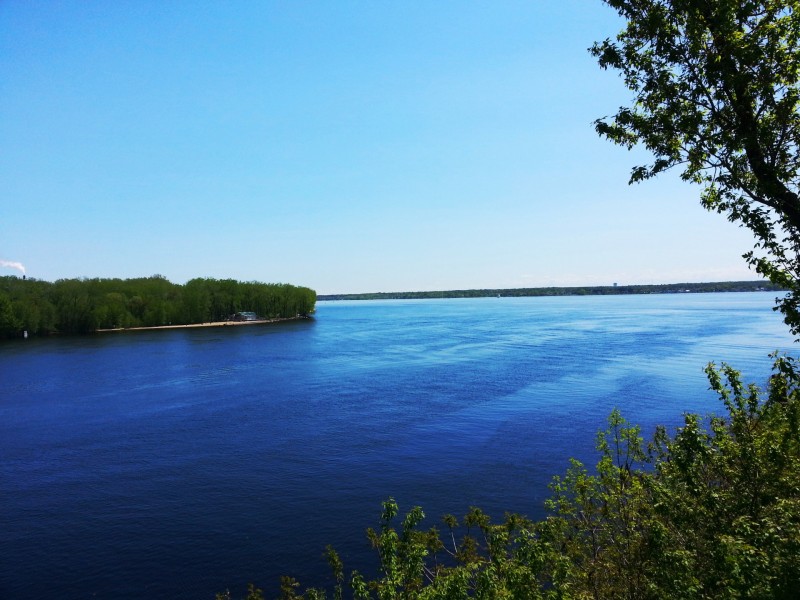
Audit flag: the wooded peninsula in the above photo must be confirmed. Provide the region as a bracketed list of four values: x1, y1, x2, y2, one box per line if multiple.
[0, 275, 316, 338]
[318, 280, 782, 301]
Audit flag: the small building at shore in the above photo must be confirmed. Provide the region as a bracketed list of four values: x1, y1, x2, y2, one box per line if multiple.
[230, 311, 260, 322]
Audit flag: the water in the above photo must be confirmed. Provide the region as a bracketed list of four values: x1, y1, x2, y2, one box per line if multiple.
[0, 293, 794, 599]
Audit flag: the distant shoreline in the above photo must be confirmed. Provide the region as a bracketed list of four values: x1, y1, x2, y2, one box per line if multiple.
[97, 315, 310, 333]
[318, 280, 784, 302]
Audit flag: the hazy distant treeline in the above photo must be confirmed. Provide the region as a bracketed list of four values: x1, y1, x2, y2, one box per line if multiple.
[318, 280, 783, 301]
[0, 275, 316, 337]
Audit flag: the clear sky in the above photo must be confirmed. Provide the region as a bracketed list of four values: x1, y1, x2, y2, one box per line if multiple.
[1, 1, 759, 294]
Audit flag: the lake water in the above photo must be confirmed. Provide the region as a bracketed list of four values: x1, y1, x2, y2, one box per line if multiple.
[1, 293, 795, 599]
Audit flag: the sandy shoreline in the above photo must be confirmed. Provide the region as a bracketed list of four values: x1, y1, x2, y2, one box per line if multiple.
[97, 316, 309, 333]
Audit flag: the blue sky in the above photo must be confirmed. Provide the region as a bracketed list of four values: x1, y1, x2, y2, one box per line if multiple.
[1, 1, 758, 294]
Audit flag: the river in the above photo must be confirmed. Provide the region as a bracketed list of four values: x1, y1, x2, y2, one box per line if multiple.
[0, 293, 794, 598]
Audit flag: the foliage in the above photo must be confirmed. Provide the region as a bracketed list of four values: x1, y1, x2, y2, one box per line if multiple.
[222, 354, 800, 599]
[591, 0, 800, 334]
[0, 275, 316, 337]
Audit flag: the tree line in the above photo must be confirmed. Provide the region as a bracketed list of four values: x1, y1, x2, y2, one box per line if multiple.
[0, 275, 316, 337]
[318, 281, 782, 302]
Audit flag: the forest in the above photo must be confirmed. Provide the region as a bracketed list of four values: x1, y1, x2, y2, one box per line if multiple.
[0, 275, 316, 338]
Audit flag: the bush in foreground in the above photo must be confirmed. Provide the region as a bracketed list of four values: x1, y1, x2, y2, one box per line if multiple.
[221, 354, 800, 599]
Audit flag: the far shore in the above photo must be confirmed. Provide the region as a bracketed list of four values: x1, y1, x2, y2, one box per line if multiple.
[97, 315, 311, 333]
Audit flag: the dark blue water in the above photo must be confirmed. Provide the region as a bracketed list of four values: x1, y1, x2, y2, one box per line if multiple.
[1, 293, 794, 599]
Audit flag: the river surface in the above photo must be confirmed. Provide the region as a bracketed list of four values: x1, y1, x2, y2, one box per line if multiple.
[0, 293, 795, 599]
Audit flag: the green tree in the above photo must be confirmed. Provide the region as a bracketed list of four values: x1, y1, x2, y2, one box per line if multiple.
[642, 357, 800, 598]
[183, 278, 212, 323]
[0, 292, 20, 337]
[591, 0, 800, 333]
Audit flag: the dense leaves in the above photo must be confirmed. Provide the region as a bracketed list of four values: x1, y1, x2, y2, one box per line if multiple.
[0, 275, 316, 337]
[592, 0, 800, 334]
[224, 355, 800, 599]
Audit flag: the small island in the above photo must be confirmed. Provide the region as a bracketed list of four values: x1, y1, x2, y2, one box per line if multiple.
[0, 275, 316, 338]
